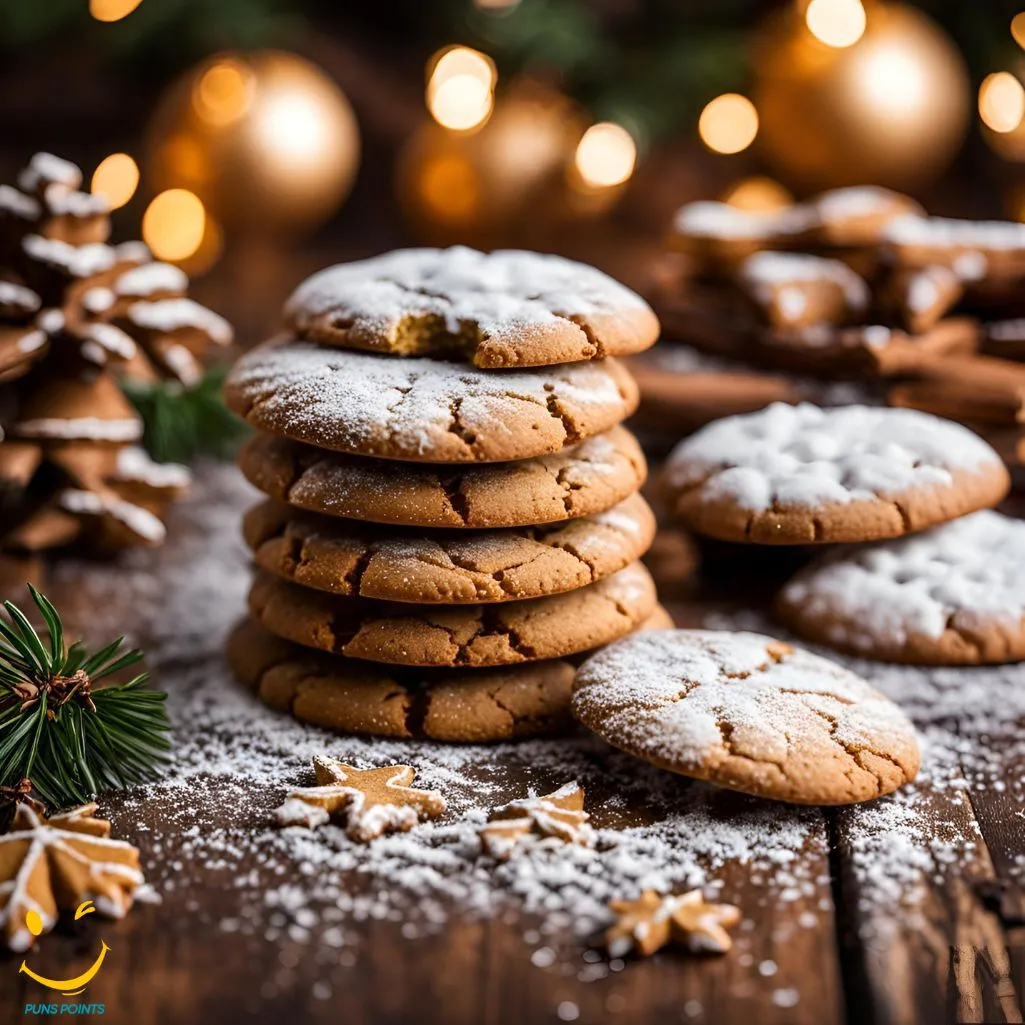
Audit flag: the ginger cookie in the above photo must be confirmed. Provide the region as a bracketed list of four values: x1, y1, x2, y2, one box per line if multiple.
[664, 402, 1009, 544]
[572, 629, 920, 805]
[237, 427, 647, 529]
[805, 186, 923, 249]
[283, 246, 659, 369]
[606, 889, 741, 958]
[777, 510, 1025, 665]
[243, 494, 656, 604]
[247, 561, 657, 667]
[273, 755, 445, 841]
[230, 611, 673, 742]
[479, 782, 593, 860]
[224, 340, 638, 463]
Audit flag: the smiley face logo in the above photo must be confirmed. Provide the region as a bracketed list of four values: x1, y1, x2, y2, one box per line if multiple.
[18, 902, 110, 995]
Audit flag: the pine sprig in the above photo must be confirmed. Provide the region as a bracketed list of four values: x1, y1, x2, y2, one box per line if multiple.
[0, 585, 171, 811]
[121, 364, 249, 465]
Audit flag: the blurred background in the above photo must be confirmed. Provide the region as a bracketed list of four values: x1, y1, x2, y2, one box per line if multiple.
[3, 0, 1024, 341]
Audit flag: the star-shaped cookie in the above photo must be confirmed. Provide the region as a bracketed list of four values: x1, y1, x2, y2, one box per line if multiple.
[479, 782, 594, 861]
[273, 755, 445, 842]
[606, 889, 740, 958]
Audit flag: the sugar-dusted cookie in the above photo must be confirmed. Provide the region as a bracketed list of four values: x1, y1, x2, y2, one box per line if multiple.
[238, 427, 646, 529]
[881, 214, 1025, 280]
[248, 561, 657, 668]
[805, 186, 923, 249]
[777, 510, 1025, 664]
[663, 403, 1009, 544]
[283, 247, 659, 369]
[243, 494, 655, 604]
[572, 629, 920, 805]
[228, 612, 673, 742]
[224, 340, 639, 463]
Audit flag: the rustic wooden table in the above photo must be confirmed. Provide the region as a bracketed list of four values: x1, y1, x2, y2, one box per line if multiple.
[0, 456, 1022, 1025]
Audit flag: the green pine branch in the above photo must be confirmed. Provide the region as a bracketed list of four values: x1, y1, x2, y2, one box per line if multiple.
[121, 364, 249, 466]
[0, 585, 171, 811]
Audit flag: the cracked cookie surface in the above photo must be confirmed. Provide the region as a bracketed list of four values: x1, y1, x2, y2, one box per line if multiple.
[247, 561, 657, 667]
[243, 494, 656, 604]
[664, 402, 1008, 544]
[224, 340, 638, 463]
[228, 610, 673, 742]
[572, 629, 920, 805]
[283, 246, 659, 369]
[237, 428, 647, 529]
[777, 510, 1025, 664]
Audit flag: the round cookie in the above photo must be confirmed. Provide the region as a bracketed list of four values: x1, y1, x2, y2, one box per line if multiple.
[777, 510, 1025, 665]
[243, 494, 656, 604]
[237, 428, 647, 529]
[247, 562, 657, 668]
[223, 340, 639, 463]
[664, 402, 1009, 544]
[572, 629, 920, 805]
[229, 609, 674, 742]
[283, 246, 659, 369]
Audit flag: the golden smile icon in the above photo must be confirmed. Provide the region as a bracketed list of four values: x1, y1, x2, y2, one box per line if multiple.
[19, 901, 110, 996]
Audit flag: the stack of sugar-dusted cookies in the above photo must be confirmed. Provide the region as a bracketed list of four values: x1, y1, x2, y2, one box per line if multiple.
[225, 246, 671, 743]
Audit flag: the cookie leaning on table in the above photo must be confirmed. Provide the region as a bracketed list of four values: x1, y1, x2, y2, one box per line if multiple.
[572, 629, 920, 805]
[224, 340, 639, 463]
[663, 402, 1009, 544]
[243, 494, 656, 604]
[283, 246, 660, 369]
[237, 427, 647, 529]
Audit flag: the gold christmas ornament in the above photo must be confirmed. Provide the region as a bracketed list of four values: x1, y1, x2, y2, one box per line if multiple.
[146, 51, 360, 235]
[753, 3, 969, 190]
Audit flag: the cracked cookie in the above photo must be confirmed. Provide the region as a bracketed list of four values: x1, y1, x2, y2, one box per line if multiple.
[224, 340, 639, 463]
[777, 510, 1025, 664]
[228, 611, 673, 742]
[237, 428, 647, 529]
[243, 494, 656, 604]
[663, 402, 1009, 544]
[283, 246, 659, 369]
[247, 561, 657, 667]
[572, 629, 920, 805]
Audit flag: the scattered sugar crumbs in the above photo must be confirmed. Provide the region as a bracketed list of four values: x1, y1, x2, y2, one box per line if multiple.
[52, 465, 1025, 1006]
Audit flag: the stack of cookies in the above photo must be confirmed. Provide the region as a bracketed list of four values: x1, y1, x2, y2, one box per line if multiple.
[225, 246, 669, 742]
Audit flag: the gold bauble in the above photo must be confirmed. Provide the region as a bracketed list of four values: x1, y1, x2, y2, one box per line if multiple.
[753, 3, 969, 191]
[147, 51, 360, 234]
[396, 82, 585, 248]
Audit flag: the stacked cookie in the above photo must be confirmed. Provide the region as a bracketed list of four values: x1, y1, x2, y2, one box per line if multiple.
[662, 401, 1023, 666]
[225, 246, 667, 742]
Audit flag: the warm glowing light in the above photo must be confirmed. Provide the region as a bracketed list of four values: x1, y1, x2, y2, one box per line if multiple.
[255, 91, 334, 161]
[1013, 13, 1025, 50]
[90, 153, 139, 210]
[722, 177, 794, 212]
[427, 47, 496, 131]
[179, 215, 224, 277]
[698, 94, 759, 154]
[419, 155, 480, 223]
[805, 0, 866, 49]
[574, 123, 637, 188]
[858, 45, 929, 119]
[193, 59, 253, 127]
[980, 72, 1025, 134]
[89, 0, 143, 21]
[142, 189, 206, 261]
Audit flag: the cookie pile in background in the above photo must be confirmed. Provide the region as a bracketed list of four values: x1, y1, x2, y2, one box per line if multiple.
[225, 246, 671, 742]
[0, 152, 233, 586]
[634, 185, 1025, 479]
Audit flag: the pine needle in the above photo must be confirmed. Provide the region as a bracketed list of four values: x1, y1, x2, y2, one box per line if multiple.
[0, 585, 171, 812]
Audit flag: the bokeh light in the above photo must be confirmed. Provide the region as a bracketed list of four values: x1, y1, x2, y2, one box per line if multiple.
[857, 43, 930, 119]
[142, 189, 206, 261]
[192, 59, 254, 127]
[427, 47, 496, 131]
[1013, 13, 1025, 50]
[979, 72, 1025, 134]
[473, 0, 521, 9]
[574, 123, 637, 188]
[721, 176, 794, 212]
[91, 153, 139, 210]
[805, 0, 867, 49]
[89, 0, 144, 22]
[698, 94, 759, 154]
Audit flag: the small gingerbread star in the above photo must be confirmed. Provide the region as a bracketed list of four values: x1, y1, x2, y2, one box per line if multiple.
[273, 755, 445, 842]
[479, 782, 593, 861]
[606, 889, 740, 958]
